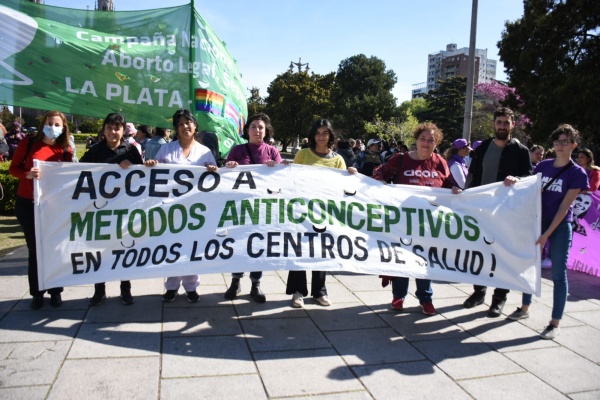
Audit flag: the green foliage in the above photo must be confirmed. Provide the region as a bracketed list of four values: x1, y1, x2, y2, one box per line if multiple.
[265, 70, 334, 149]
[398, 97, 429, 123]
[422, 76, 467, 139]
[77, 118, 103, 134]
[0, 162, 18, 215]
[498, 0, 600, 146]
[331, 54, 397, 136]
[247, 87, 266, 116]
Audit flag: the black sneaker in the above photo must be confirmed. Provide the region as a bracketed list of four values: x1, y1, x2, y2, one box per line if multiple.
[120, 289, 135, 305]
[90, 291, 106, 306]
[488, 298, 506, 318]
[31, 295, 44, 310]
[463, 291, 486, 309]
[186, 290, 200, 303]
[50, 293, 63, 307]
[162, 290, 177, 302]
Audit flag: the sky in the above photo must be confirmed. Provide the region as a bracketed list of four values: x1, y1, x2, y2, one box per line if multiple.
[42, 0, 525, 104]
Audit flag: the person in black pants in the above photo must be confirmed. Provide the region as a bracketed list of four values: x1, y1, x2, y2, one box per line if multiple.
[462, 107, 532, 317]
[9, 111, 74, 309]
[80, 113, 144, 306]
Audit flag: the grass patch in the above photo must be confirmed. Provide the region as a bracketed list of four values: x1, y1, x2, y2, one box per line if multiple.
[0, 215, 25, 258]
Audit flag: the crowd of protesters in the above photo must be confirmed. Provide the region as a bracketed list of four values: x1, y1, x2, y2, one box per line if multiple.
[6, 106, 596, 341]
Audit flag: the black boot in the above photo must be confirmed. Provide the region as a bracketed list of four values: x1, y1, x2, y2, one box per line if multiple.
[224, 278, 241, 300]
[250, 282, 266, 303]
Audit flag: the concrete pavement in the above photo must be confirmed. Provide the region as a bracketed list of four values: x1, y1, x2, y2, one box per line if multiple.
[1, 245, 599, 399]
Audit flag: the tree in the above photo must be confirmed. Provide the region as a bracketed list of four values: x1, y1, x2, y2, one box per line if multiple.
[474, 81, 530, 143]
[422, 76, 467, 142]
[498, 0, 600, 147]
[331, 54, 397, 137]
[265, 70, 334, 152]
[247, 87, 266, 117]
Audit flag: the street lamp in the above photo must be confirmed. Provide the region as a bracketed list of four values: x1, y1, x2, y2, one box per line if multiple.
[289, 58, 309, 73]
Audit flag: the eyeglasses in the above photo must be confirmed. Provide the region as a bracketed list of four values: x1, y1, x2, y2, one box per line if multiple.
[553, 139, 572, 147]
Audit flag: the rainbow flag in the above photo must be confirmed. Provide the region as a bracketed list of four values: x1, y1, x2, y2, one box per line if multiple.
[195, 89, 224, 116]
[224, 100, 241, 132]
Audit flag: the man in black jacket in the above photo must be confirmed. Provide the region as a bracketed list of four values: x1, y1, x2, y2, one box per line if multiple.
[463, 107, 532, 317]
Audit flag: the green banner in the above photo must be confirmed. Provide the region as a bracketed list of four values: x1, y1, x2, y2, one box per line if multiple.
[0, 0, 246, 156]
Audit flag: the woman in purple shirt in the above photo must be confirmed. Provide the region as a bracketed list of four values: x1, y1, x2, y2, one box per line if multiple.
[506, 124, 588, 339]
[223, 113, 283, 303]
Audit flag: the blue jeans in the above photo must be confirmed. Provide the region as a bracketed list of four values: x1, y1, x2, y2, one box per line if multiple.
[391, 277, 432, 304]
[232, 272, 262, 282]
[523, 220, 571, 320]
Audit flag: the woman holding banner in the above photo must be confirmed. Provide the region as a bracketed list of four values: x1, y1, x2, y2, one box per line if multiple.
[373, 122, 454, 316]
[223, 113, 283, 303]
[286, 118, 357, 308]
[507, 124, 588, 339]
[144, 109, 219, 303]
[80, 113, 144, 306]
[9, 111, 74, 309]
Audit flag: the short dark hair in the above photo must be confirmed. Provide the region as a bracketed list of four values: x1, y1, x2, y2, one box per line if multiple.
[172, 109, 197, 129]
[550, 124, 579, 143]
[242, 113, 274, 143]
[308, 119, 336, 149]
[493, 107, 515, 122]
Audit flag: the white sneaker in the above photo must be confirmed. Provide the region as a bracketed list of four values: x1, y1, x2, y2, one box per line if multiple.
[541, 258, 552, 269]
[315, 295, 331, 306]
[291, 292, 304, 308]
[540, 323, 560, 340]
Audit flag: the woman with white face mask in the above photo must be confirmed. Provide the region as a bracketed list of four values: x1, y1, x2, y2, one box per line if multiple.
[9, 110, 74, 310]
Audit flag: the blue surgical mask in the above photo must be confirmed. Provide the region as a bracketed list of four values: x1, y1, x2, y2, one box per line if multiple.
[43, 125, 63, 139]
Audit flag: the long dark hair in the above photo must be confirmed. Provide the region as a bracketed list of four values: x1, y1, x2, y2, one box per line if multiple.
[308, 119, 335, 149]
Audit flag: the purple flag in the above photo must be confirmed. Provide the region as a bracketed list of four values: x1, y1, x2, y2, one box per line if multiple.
[568, 190, 600, 276]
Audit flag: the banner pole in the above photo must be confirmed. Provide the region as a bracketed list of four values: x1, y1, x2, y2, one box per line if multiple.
[189, 0, 196, 116]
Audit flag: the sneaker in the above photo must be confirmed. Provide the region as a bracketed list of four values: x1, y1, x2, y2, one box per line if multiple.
[541, 258, 552, 269]
[30, 295, 44, 310]
[291, 292, 304, 308]
[50, 293, 63, 307]
[162, 290, 177, 302]
[507, 307, 529, 321]
[120, 289, 135, 305]
[391, 298, 404, 311]
[463, 291, 486, 309]
[90, 291, 106, 306]
[488, 297, 506, 318]
[421, 302, 436, 316]
[186, 290, 200, 303]
[314, 295, 331, 306]
[540, 323, 560, 340]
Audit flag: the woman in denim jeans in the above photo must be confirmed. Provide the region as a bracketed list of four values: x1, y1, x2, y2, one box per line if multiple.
[506, 124, 588, 339]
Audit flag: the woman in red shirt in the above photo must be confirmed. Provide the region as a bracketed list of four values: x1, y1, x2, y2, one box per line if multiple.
[576, 148, 600, 193]
[373, 122, 454, 316]
[9, 111, 74, 310]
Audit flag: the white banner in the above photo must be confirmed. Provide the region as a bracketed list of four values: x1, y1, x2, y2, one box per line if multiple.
[34, 162, 542, 295]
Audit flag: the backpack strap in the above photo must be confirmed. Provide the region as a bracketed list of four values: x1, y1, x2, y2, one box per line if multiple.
[393, 152, 405, 182]
[542, 160, 574, 192]
[20, 136, 35, 169]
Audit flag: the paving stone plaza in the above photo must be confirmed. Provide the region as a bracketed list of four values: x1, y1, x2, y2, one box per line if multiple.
[1, 246, 599, 399]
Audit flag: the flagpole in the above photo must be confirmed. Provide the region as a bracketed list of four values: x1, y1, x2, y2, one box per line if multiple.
[189, 0, 196, 115]
[462, 0, 478, 142]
